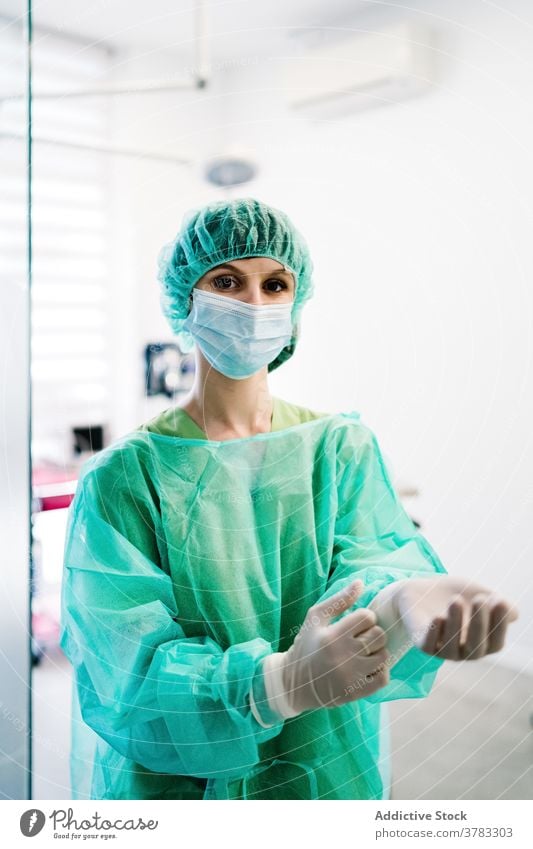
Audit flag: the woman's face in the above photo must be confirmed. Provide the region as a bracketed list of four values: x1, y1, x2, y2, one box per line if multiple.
[193, 256, 295, 306]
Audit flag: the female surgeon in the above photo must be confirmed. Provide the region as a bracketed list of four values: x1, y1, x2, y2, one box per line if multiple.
[60, 197, 519, 801]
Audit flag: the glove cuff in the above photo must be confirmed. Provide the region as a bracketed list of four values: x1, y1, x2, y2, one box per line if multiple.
[249, 655, 285, 728]
[262, 652, 301, 720]
[367, 579, 412, 663]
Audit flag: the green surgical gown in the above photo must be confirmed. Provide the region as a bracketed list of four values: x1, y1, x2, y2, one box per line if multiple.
[60, 396, 447, 800]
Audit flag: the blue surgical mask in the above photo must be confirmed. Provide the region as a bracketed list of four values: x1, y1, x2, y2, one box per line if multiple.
[182, 288, 294, 379]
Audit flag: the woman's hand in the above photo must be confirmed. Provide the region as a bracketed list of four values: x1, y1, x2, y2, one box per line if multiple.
[394, 576, 519, 660]
[260, 580, 392, 720]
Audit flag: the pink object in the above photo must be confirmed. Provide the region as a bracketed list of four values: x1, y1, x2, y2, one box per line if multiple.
[32, 610, 60, 645]
[32, 465, 78, 511]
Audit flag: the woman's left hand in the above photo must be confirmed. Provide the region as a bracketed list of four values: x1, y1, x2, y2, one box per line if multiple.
[394, 576, 519, 660]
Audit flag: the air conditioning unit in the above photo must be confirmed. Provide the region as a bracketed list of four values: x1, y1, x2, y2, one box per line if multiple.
[283, 22, 437, 119]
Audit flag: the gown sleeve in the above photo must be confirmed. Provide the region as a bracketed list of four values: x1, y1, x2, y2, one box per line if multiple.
[59, 445, 284, 782]
[315, 417, 448, 701]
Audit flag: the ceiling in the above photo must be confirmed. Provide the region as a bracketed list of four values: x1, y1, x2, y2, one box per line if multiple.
[1, 0, 372, 56]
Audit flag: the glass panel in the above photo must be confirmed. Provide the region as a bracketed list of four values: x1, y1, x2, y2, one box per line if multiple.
[0, 0, 31, 801]
[25, 1, 532, 807]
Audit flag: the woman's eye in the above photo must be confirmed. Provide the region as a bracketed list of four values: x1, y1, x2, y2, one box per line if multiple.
[211, 275, 288, 293]
[265, 279, 287, 292]
[212, 275, 238, 289]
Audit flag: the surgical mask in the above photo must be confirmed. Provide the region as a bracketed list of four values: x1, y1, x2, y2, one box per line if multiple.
[182, 288, 294, 379]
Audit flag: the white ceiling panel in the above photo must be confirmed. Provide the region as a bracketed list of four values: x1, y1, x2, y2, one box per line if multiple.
[1, 0, 369, 54]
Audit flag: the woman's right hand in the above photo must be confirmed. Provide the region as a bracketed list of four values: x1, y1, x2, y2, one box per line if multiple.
[261, 580, 391, 720]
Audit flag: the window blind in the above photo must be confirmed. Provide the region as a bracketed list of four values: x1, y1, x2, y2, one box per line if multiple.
[1, 23, 113, 461]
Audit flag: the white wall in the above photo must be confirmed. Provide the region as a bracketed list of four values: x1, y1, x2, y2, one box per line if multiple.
[107, 0, 533, 669]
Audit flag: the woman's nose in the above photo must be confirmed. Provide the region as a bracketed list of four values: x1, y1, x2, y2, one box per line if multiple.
[237, 281, 265, 305]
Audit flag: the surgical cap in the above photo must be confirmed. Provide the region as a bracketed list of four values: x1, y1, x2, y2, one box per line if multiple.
[157, 197, 315, 372]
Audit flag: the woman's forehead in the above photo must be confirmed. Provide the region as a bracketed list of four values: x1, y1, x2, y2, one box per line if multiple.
[212, 257, 290, 274]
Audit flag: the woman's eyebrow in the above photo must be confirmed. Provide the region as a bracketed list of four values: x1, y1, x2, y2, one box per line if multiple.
[211, 262, 292, 277]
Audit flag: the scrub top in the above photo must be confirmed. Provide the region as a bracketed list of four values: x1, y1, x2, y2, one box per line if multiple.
[137, 394, 326, 438]
[60, 395, 446, 800]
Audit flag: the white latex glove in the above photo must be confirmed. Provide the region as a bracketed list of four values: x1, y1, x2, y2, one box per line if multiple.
[256, 579, 391, 721]
[369, 576, 519, 662]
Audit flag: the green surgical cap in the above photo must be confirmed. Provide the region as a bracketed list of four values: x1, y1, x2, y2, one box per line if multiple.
[157, 197, 315, 372]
